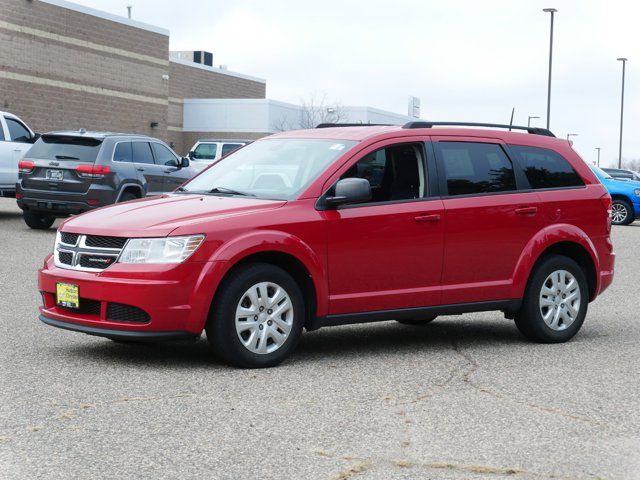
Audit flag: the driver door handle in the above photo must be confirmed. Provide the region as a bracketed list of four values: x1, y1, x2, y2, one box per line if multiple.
[414, 214, 441, 223]
[515, 206, 538, 216]
[136, 168, 145, 172]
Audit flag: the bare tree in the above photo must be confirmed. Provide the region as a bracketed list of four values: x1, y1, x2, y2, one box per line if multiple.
[299, 93, 347, 129]
[622, 158, 640, 172]
[272, 114, 296, 132]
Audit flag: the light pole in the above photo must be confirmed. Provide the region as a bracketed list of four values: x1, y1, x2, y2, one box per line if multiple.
[567, 133, 578, 142]
[595, 147, 601, 167]
[617, 57, 628, 168]
[543, 8, 557, 129]
[528, 115, 540, 127]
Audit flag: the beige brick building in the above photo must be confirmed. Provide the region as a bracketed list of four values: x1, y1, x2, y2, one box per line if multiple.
[0, 0, 266, 154]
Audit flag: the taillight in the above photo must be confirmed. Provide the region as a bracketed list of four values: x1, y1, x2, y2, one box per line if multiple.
[18, 160, 35, 173]
[600, 194, 612, 232]
[15, 192, 23, 199]
[75, 164, 110, 178]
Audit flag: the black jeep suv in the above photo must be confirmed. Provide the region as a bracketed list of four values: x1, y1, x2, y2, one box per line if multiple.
[16, 131, 196, 229]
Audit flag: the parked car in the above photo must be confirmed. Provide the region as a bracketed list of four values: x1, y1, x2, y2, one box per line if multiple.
[601, 167, 640, 182]
[590, 165, 640, 225]
[17, 131, 196, 229]
[0, 111, 39, 198]
[38, 122, 614, 368]
[187, 139, 251, 170]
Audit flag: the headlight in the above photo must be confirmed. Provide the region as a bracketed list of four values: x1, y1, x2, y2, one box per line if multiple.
[635, 189, 640, 197]
[118, 235, 205, 264]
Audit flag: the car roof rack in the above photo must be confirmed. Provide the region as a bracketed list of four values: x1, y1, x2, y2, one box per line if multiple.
[315, 123, 393, 128]
[402, 121, 556, 137]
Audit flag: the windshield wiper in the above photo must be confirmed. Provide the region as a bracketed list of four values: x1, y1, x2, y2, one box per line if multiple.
[55, 155, 80, 160]
[208, 187, 255, 197]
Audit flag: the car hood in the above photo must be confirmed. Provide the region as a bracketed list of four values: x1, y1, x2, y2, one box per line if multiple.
[60, 194, 287, 237]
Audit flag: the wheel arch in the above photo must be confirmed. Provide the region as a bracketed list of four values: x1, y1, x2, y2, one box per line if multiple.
[208, 231, 327, 326]
[115, 183, 144, 202]
[512, 225, 600, 302]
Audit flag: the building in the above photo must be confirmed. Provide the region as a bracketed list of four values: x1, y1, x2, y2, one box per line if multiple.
[1, 0, 417, 155]
[0, 0, 265, 154]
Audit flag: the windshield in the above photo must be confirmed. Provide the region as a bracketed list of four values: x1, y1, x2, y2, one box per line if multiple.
[592, 166, 613, 180]
[28, 135, 102, 162]
[180, 138, 356, 200]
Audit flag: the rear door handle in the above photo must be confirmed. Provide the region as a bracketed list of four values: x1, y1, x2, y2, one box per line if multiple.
[515, 206, 538, 215]
[414, 214, 441, 223]
[136, 168, 145, 172]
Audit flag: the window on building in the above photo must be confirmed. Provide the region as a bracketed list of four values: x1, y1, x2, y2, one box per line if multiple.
[436, 142, 516, 196]
[132, 142, 155, 165]
[509, 145, 584, 189]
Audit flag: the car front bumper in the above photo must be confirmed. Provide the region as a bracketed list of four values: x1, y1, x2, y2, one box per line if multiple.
[38, 255, 228, 337]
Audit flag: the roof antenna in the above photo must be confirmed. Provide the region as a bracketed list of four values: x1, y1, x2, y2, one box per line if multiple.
[509, 107, 515, 131]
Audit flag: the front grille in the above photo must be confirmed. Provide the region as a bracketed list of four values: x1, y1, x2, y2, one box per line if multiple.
[55, 233, 128, 272]
[107, 303, 150, 323]
[58, 251, 73, 265]
[85, 235, 127, 249]
[59, 298, 101, 316]
[60, 232, 79, 245]
[78, 254, 117, 270]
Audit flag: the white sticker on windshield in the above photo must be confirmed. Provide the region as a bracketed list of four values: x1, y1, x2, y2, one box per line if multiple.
[329, 143, 346, 151]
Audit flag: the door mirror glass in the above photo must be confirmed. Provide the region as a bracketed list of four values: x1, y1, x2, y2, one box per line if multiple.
[180, 157, 190, 168]
[326, 178, 372, 207]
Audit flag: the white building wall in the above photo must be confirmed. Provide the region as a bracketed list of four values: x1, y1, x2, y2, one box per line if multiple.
[182, 99, 415, 133]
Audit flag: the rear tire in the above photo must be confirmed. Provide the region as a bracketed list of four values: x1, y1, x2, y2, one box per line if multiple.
[397, 315, 437, 325]
[23, 210, 55, 230]
[515, 255, 588, 343]
[611, 198, 634, 225]
[206, 263, 305, 368]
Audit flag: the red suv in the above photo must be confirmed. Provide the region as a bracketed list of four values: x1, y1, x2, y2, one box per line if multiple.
[38, 122, 615, 368]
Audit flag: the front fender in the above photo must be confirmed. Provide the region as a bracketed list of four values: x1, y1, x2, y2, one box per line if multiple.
[510, 224, 599, 299]
[208, 230, 328, 317]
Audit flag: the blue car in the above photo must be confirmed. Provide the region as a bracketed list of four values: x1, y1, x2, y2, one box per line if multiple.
[591, 166, 640, 225]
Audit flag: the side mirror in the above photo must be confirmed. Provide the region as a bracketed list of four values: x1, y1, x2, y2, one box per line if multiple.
[180, 156, 190, 168]
[325, 178, 371, 207]
[188, 151, 195, 160]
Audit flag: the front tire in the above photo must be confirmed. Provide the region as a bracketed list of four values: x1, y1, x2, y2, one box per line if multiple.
[515, 255, 588, 343]
[23, 210, 55, 230]
[206, 263, 305, 368]
[397, 315, 437, 325]
[611, 198, 634, 225]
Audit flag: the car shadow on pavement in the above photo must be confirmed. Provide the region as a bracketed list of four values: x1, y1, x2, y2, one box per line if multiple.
[58, 318, 529, 369]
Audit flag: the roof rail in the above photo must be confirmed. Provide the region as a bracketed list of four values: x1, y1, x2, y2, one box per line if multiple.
[402, 121, 556, 137]
[315, 123, 393, 128]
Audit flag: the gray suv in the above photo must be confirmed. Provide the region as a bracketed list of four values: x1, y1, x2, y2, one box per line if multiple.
[16, 131, 196, 229]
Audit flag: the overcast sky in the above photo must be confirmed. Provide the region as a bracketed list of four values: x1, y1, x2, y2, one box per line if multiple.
[73, 0, 639, 167]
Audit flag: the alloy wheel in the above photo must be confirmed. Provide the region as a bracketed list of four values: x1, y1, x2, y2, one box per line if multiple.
[611, 203, 628, 224]
[538, 269, 581, 331]
[235, 282, 294, 354]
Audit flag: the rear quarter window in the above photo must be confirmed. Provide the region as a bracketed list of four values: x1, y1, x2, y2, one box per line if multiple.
[27, 135, 102, 162]
[509, 145, 584, 189]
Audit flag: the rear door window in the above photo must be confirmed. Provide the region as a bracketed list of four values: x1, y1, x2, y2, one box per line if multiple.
[5, 118, 31, 143]
[27, 135, 102, 162]
[221, 143, 244, 157]
[509, 145, 584, 189]
[193, 143, 218, 159]
[435, 142, 516, 196]
[113, 142, 133, 163]
[152, 143, 179, 166]
[132, 142, 155, 165]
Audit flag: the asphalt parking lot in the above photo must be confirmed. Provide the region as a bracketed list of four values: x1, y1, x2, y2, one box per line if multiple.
[0, 201, 639, 480]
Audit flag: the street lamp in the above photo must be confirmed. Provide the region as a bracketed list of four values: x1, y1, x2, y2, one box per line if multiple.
[595, 147, 601, 167]
[567, 133, 578, 141]
[528, 115, 540, 127]
[543, 8, 557, 129]
[617, 57, 628, 168]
